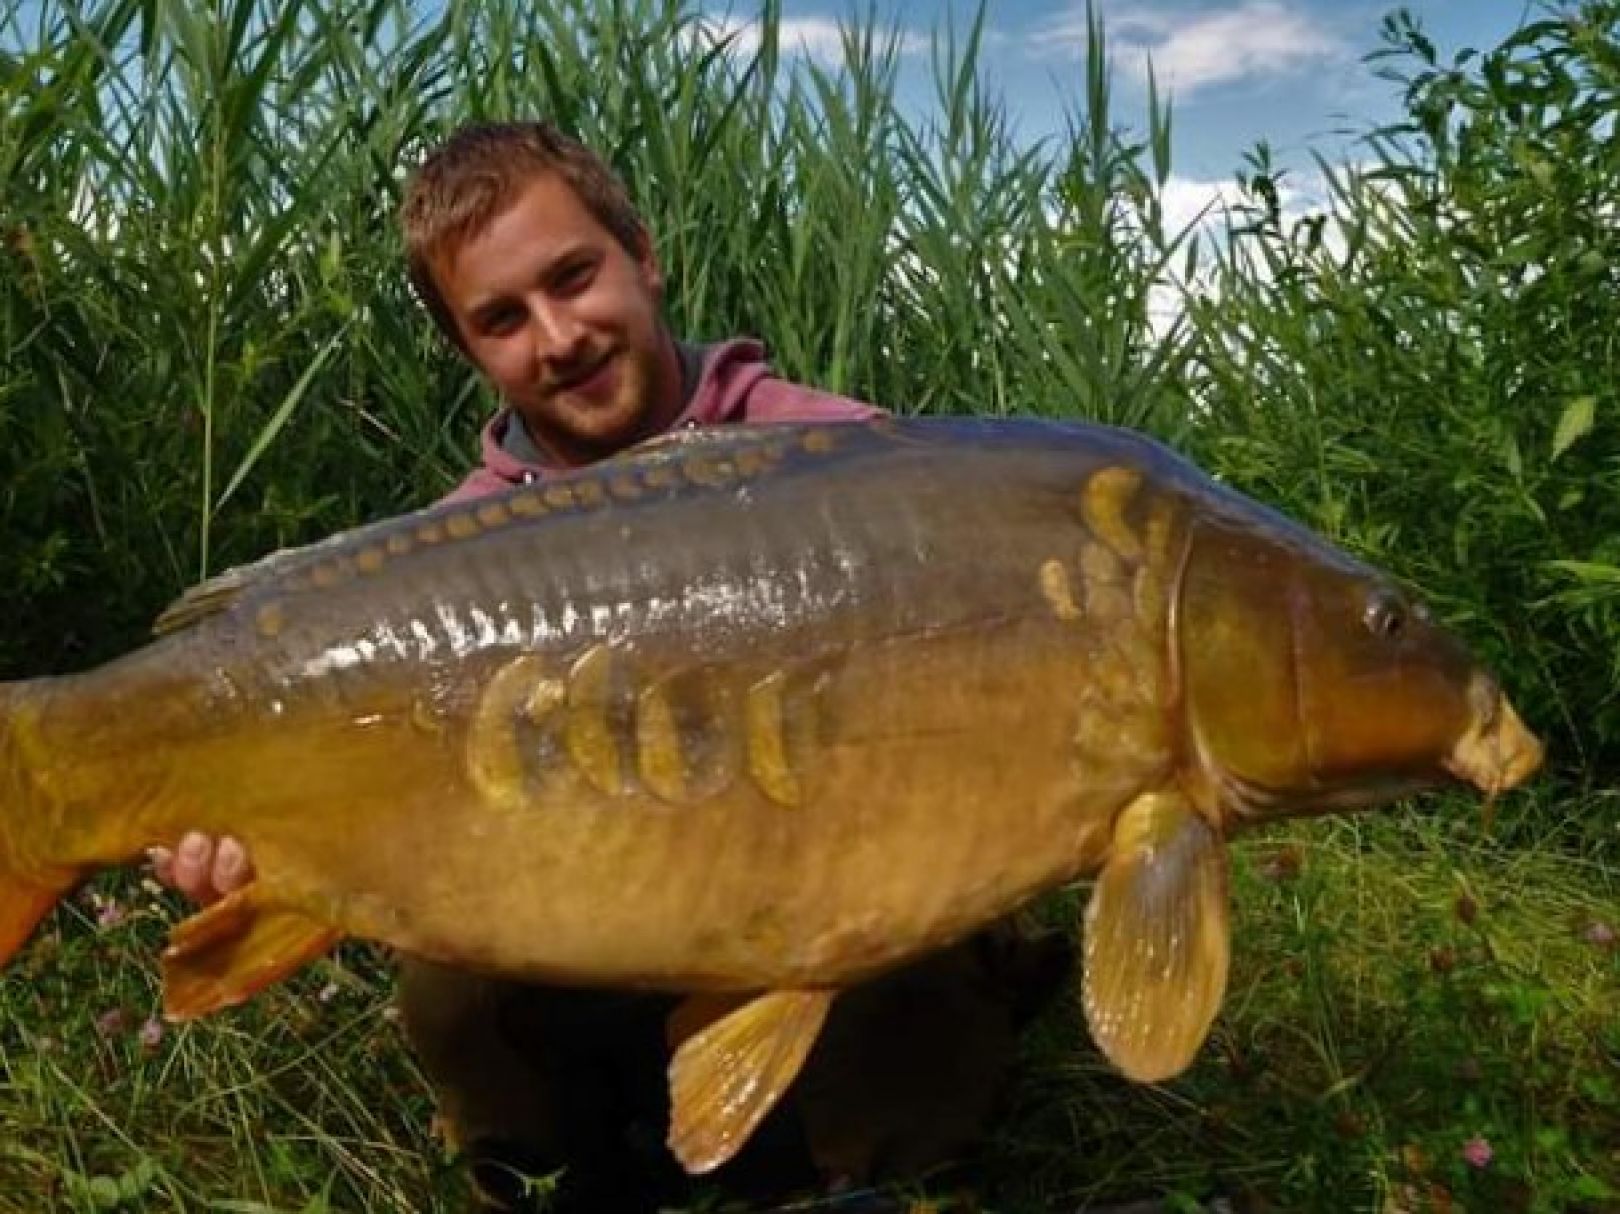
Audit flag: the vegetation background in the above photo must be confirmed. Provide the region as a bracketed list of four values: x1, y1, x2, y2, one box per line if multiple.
[1, 0, 1615, 1209]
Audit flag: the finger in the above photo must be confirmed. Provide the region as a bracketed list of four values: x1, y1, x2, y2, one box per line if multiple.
[173, 833, 218, 904]
[147, 846, 175, 886]
[213, 836, 253, 893]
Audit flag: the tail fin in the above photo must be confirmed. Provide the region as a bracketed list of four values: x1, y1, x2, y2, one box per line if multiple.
[0, 873, 73, 965]
[0, 682, 78, 966]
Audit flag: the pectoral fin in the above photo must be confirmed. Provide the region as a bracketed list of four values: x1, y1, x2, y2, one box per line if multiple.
[1083, 790, 1229, 1082]
[162, 884, 341, 1020]
[667, 988, 833, 1174]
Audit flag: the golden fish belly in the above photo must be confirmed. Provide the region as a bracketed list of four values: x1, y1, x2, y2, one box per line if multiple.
[219, 613, 1142, 991]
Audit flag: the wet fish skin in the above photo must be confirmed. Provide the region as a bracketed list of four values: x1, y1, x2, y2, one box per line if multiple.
[0, 416, 1542, 1172]
[1, 421, 1150, 982]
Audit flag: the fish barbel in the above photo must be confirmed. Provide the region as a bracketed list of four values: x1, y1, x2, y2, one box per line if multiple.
[0, 417, 1542, 1170]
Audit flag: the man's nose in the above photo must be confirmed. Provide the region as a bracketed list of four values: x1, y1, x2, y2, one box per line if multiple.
[529, 297, 588, 362]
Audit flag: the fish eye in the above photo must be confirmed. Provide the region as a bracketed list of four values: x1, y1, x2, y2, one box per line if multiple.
[1364, 591, 1407, 640]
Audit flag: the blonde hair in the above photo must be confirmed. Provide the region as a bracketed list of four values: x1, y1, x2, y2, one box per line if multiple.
[400, 122, 647, 350]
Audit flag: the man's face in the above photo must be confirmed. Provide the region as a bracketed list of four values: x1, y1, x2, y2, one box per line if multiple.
[435, 173, 680, 466]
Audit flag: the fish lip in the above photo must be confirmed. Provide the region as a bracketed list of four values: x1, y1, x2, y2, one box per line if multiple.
[1443, 691, 1544, 796]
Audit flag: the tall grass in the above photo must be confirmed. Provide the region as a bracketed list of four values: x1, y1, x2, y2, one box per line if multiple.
[2, 0, 1617, 1209]
[1, 0, 1187, 675]
[1175, 6, 1620, 813]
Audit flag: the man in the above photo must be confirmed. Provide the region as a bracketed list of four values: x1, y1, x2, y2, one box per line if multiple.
[152, 121, 1070, 1212]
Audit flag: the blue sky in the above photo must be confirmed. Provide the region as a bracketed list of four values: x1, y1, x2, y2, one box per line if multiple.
[704, 1, 1538, 189]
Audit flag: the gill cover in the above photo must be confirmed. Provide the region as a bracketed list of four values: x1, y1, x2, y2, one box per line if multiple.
[1178, 512, 1480, 812]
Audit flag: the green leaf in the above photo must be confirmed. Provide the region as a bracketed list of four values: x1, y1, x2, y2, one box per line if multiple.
[116, 1156, 158, 1199]
[87, 1175, 121, 1209]
[1551, 395, 1596, 460]
[1503, 434, 1523, 479]
[213, 324, 349, 514]
[1572, 1174, 1617, 1201]
[1545, 560, 1620, 585]
[1498, 233, 1545, 265]
[298, 1177, 336, 1214]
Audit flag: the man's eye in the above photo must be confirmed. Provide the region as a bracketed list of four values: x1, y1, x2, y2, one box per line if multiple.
[555, 261, 594, 292]
[481, 307, 523, 335]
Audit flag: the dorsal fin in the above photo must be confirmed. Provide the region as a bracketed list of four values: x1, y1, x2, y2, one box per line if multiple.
[149, 484, 529, 638]
[152, 569, 252, 636]
[151, 532, 355, 636]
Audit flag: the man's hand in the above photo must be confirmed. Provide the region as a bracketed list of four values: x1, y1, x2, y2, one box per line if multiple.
[148, 833, 254, 904]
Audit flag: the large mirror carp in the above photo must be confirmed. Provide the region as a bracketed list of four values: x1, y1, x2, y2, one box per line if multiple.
[0, 417, 1542, 1170]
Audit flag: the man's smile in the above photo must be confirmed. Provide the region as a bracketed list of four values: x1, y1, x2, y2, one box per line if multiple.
[548, 350, 618, 399]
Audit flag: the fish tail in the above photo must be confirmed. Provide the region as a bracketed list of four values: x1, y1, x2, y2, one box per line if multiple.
[0, 680, 79, 965]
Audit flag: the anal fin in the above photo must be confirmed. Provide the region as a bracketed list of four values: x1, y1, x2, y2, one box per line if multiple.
[667, 988, 833, 1174]
[1083, 790, 1230, 1082]
[162, 883, 341, 1020]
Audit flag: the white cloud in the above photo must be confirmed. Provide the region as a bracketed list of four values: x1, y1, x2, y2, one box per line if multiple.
[1143, 167, 1345, 338]
[1157, 174, 1248, 234]
[1038, 2, 1348, 96]
[1142, 175, 1239, 340]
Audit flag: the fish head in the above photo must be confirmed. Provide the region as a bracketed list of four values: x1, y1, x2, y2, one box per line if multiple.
[1176, 510, 1543, 822]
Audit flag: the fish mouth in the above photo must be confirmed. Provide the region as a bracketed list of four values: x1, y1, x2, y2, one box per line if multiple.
[1443, 690, 1544, 796]
[1208, 690, 1544, 827]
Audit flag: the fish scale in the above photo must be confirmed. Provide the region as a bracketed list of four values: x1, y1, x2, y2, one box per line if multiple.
[0, 416, 1542, 1175]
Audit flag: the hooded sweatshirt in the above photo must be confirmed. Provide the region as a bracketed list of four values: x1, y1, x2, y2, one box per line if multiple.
[441, 337, 884, 505]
